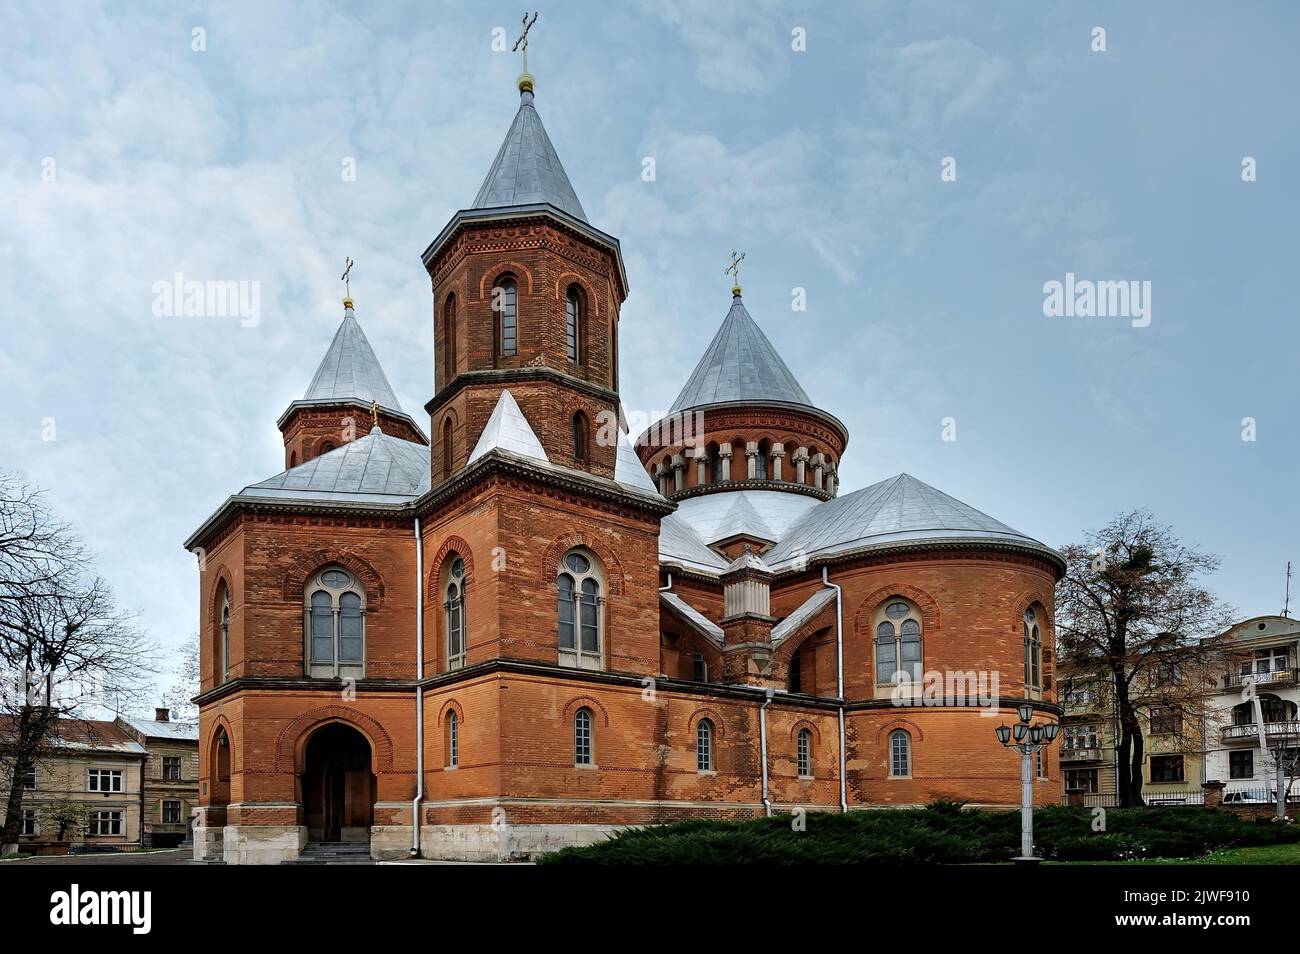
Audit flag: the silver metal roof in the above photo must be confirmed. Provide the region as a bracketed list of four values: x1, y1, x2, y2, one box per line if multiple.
[243, 428, 431, 502]
[771, 587, 838, 643]
[467, 389, 549, 465]
[304, 306, 404, 413]
[472, 89, 587, 223]
[659, 591, 724, 645]
[118, 716, 199, 742]
[668, 293, 813, 413]
[658, 513, 729, 572]
[763, 473, 1057, 569]
[672, 490, 818, 547]
[615, 428, 660, 495]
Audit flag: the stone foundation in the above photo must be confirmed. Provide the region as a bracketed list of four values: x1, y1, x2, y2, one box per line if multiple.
[192, 826, 225, 862]
[417, 823, 623, 862]
[222, 824, 307, 865]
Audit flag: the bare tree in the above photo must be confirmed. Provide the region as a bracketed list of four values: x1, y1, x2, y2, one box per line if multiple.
[160, 637, 200, 723]
[0, 472, 157, 852]
[1056, 511, 1233, 806]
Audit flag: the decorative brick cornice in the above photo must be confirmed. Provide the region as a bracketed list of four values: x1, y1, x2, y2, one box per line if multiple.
[424, 366, 619, 416]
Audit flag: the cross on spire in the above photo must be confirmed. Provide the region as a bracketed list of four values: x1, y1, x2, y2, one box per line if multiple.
[341, 256, 355, 306]
[725, 250, 746, 296]
[513, 11, 539, 86]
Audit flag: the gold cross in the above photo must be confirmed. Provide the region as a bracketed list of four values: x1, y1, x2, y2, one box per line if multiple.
[371, 400, 379, 429]
[341, 256, 354, 301]
[513, 11, 539, 75]
[724, 250, 746, 292]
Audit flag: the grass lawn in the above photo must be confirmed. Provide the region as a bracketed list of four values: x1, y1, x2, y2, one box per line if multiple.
[1052, 841, 1300, 865]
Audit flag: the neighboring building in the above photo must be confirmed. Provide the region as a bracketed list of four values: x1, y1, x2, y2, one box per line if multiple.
[115, 708, 199, 848]
[1, 718, 146, 853]
[187, 64, 1066, 864]
[1057, 665, 1117, 801]
[1204, 615, 1300, 798]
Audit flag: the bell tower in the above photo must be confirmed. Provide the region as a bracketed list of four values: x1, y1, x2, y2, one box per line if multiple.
[422, 66, 628, 486]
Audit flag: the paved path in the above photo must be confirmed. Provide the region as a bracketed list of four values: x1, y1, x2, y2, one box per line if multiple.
[5, 847, 191, 865]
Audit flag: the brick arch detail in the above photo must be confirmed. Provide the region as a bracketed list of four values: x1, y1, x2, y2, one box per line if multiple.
[438, 698, 466, 726]
[773, 612, 836, 666]
[553, 272, 601, 318]
[1012, 589, 1054, 632]
[282, 550, 386, 607]
[789, 719, 821, 747]
[853, 583, 942, 634]
[275, 706, 396, 774]
[542, 533, 625, 596]
[686, 707, 727, 740]
[874, 717, 925, 744]
[562, 695, 610, 727]
[207, 566, 234, 631]
[478, 262, 536, 300]
[209, 715, 235, 760]
[428, 536, 476, 597]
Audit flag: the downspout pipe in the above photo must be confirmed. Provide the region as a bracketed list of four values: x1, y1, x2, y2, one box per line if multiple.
[760, 687, 774, 817]
[822, 567, 848, 813]
[411, 517, 424, 857]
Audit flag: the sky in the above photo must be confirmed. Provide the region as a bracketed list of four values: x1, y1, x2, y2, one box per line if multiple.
[2, 1, 1297, 708]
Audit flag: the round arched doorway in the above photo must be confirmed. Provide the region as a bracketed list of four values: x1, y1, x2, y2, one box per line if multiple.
[301, 723, 375, 843]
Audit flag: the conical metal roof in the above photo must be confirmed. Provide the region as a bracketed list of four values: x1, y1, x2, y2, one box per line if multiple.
[668, 293, 813, 413]
[471, 89, 587, 222]
[304, 305, 403, 413]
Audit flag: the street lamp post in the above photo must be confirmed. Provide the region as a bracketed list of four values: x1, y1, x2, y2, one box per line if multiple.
[995, 703, 1060, 865]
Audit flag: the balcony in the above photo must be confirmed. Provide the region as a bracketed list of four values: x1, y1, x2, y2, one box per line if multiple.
[1223, 668, 1299, 691]
[1061, 746, 1102, 763]
[1221, 720, 1300, 743]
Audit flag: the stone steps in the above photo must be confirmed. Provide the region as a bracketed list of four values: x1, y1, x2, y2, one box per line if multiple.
[282, 842, 374, 865]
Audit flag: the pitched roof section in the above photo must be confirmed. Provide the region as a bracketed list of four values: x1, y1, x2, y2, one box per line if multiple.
[472, 89, 587, 222]
[672, 490, 818, 547]
[659, 592, 724, 645]
[304, 305, 403, 413]
[468, 390, 549, 465]
[771, 587, 838, 644]
[669, 294, 813, 413]
[615, 429, 660, 495]
[763, 473, 1060, 569]
[243, 429, 431, 503]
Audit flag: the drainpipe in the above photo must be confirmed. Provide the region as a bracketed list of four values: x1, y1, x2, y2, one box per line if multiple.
[822, 567, 848, 812]
[411, 517, 424, 857]
[658, 572, 672, 593]
[759, 687, 774, 817]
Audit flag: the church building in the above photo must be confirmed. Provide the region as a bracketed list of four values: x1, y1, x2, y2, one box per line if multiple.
[186, 64, 1065, 863]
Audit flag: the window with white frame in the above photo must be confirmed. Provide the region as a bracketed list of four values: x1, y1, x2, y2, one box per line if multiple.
[444, 556, 467, 671]
[797, 728, 812, 778]
[1064, 724, 1098, 749]
[163, 756, 182, 781]
[90, 811, 122, 836]
[875, 600, 923, 686]
[21, 809, 38, 837]
[889, 729, 911, 777]
[305, 566, 366, 678]
[445, 710, 459, 768]
[1023, 606, 1042, 690]
[23, 764, 36, 789]
[494, 277, 518, 357]
[220, 588, 231, 682]
[87, 768, 123, 793]
[1241, 647, 1290, 676]
[1065, 768, 1098, 794]
[574, 707, 594, 766]
[696, 719, 714, 772]
[162, 800, 182, 824]
[557, 550, 603, 670]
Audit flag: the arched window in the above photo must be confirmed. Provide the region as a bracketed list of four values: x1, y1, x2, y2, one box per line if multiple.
[574, 707, 593, 766]
[692, 651, 707, 683]
[288, 451, 298, 468]
[706, 442, 721, 483]
[875, 599, 923, 686]
[320, 441, 336, 456]
[557, 549, 603, 670]
[219, 588, 230, 683]
[889, 729, 911, 777]
[696, 719, 714, 772]
[445, 710, 458, 768]
[214, 726, 231, 783]
[304, 566, 366, 678]
[788, 647, 803, 693]
[572, 412, 588, 461]
[442, 418, 453, 480]
[1024, 606, 1041, 691]
[755, 440, 770, 480]
[797, 728, 812, 777]
[444, 557, 466, 671]
[493, 277, 517, 357]
[442, 293, 458, 381]
[565, 286, 581, 364]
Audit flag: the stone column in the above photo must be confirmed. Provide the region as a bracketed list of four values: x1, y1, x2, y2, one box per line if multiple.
[671, 453, 686, 492]
[745, 441, 759, 479]
[793, 446, 809, 484]
[770, 445, 785, 481]
[719, 445, 733, 481]
[826, 465, 837, 496]
[694, 447, 708, 485]
[655, 465, 669, 496]
[811, 452, 825, 490]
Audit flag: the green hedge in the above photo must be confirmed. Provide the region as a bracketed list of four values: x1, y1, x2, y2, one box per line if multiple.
[539, 803, 1300, 865]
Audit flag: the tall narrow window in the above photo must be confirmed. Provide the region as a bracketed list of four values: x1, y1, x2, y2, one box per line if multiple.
[446, 710, 459, 768]
[494, 277, 517, 357]
[574, 707, 593, 765]
[219, 590, 230, 682]
[565, 286, 580, 364]
[572, 412, 588, 461]
[696, 719, 714, 772]
[557, 550, 603, 670]
[445, 557, 466, 671]
[304, 567, 366, 678]
[1024, 606, 1041, 690]
[755, 440, 769, 480]
[442, 293, 457, 382]
[442, 418, 453, 480]
[788, 647, 803, 693]
[692, 651, 707, 683]
[797, 728, 812, 777]
[874, 600, 923, 686]
[889, 729, 911, 777]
